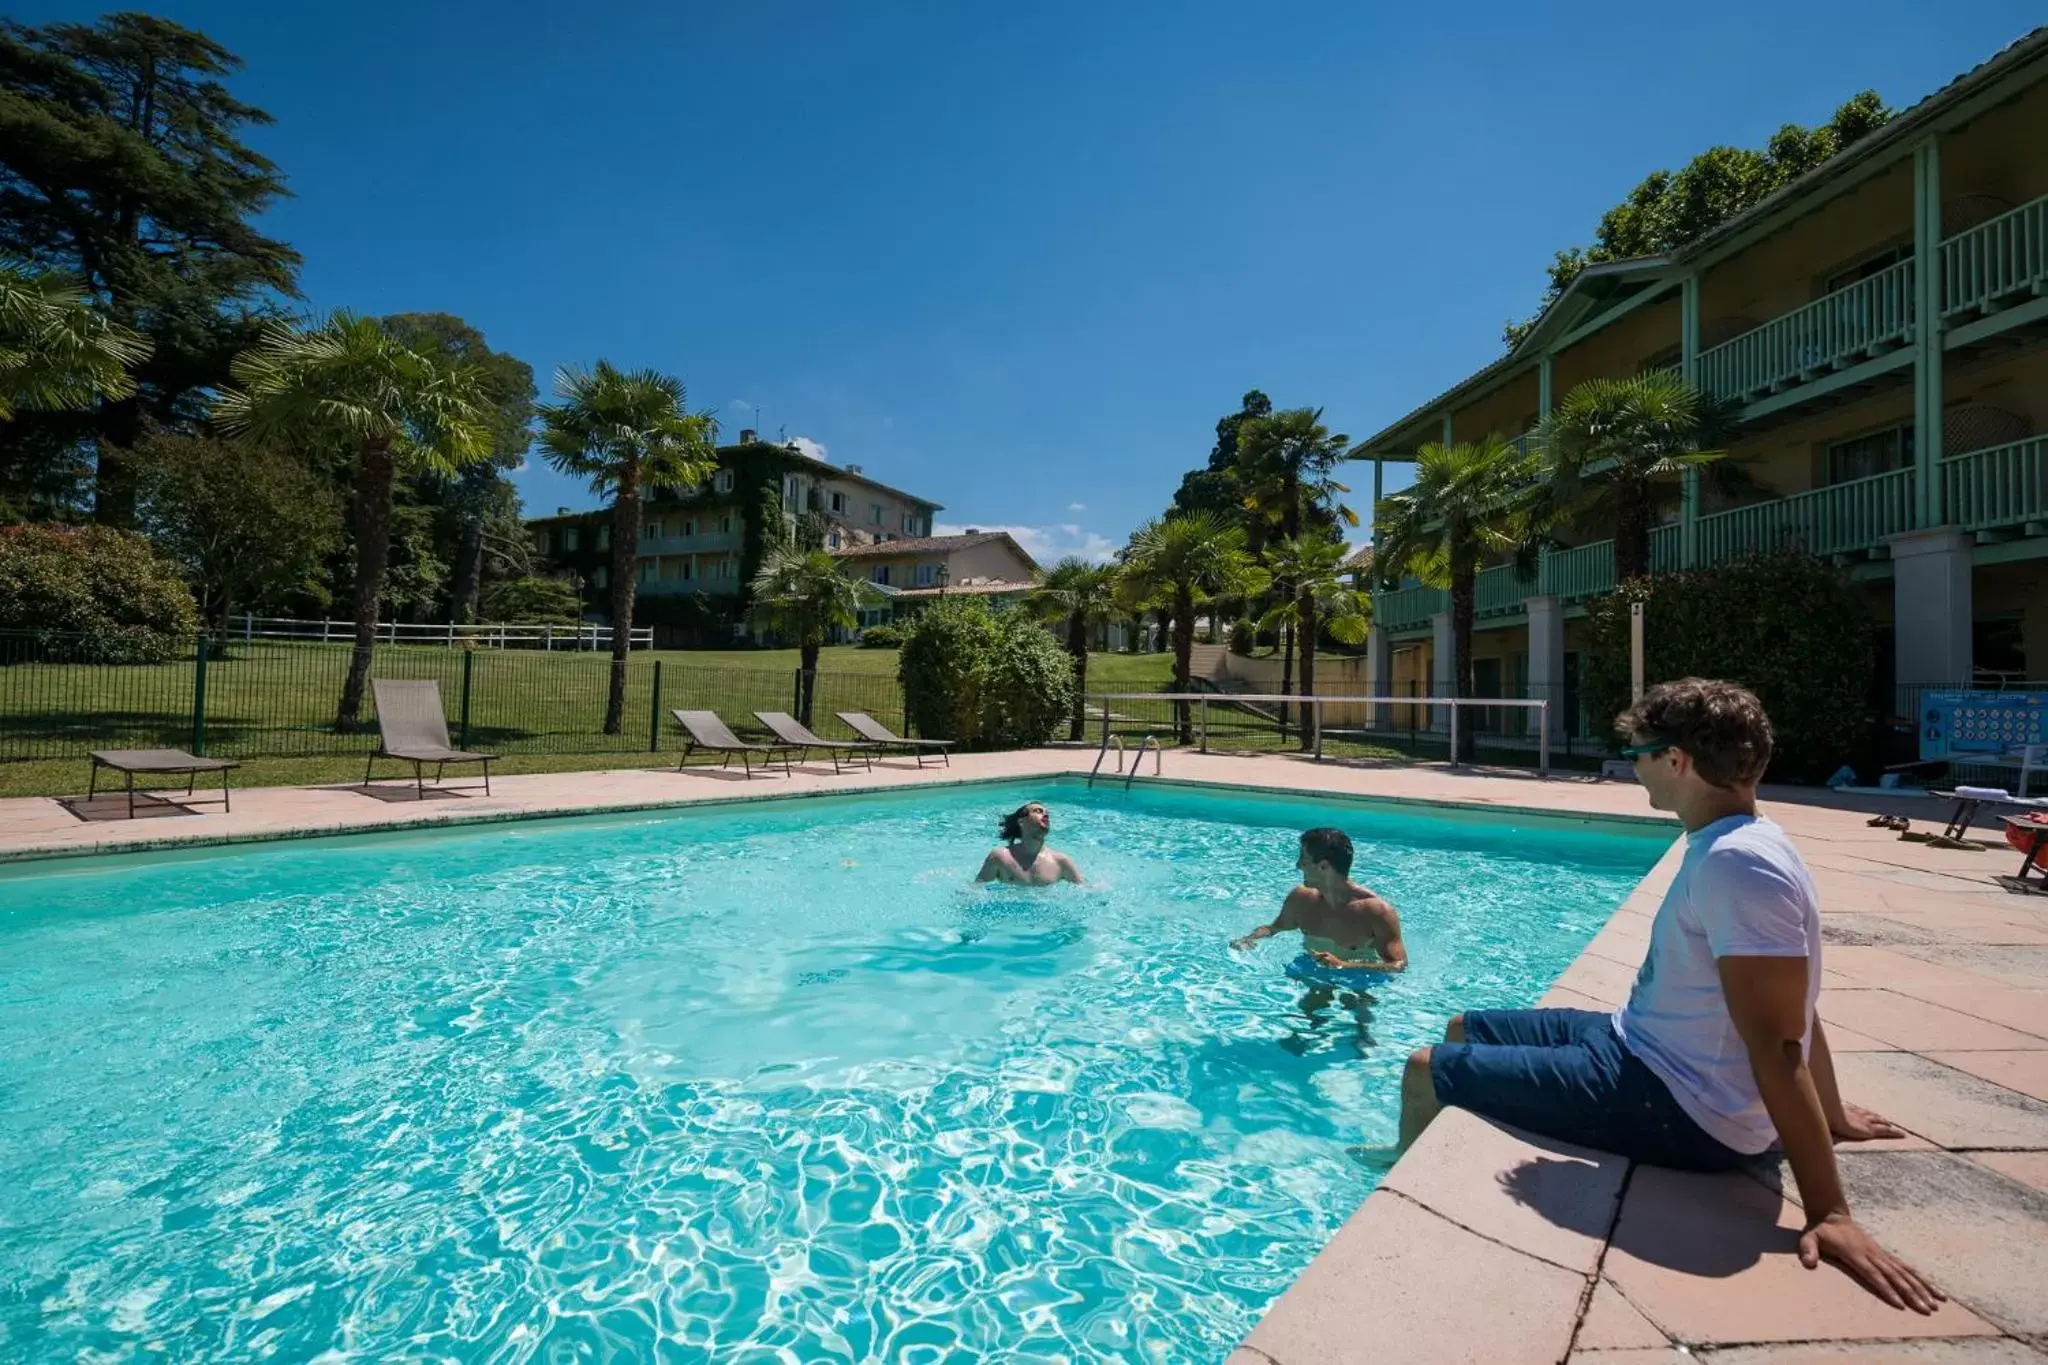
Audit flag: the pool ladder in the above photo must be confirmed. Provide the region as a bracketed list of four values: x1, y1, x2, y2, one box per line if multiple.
[1088, 733, 1162, 790]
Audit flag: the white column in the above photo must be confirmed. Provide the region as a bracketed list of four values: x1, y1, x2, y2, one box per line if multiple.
[1526, 595, 1566, 743]
[1366, 627, 1391, 728]
[1431, 611, 1455, 731]
[1888, 528, 1972, 689]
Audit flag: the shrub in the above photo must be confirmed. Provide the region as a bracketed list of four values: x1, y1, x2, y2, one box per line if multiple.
[899, 597, 1075, 749]
[480, 575, 583, 624]
[859, 623, 904, 649]
[0, 523, 198, 662]
[1228, 617, 1257, 656]
[1581, 551, 1874, 783]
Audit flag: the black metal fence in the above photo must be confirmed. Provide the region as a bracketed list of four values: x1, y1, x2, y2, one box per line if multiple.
[1088, 682, 1608, 769]
[0, 632, 909, 762]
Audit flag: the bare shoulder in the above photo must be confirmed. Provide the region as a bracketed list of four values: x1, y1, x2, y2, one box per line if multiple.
[1347, 885, 1399, 924]
[977, 847, 1013, 881]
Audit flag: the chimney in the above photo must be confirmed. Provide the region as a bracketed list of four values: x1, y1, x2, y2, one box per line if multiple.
[963, 527, 980, 535]
[739, 428, 756, 444]
[845, 464, 863, 475]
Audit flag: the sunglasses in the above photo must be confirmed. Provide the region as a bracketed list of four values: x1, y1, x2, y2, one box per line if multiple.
[1619, 740, 1674, 760]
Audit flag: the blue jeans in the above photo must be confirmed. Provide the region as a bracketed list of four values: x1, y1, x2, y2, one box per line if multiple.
[1429, 1008, 1750, 1172]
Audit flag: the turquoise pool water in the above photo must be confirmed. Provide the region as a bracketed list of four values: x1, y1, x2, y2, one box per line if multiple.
[0, 780, 1667, 1362]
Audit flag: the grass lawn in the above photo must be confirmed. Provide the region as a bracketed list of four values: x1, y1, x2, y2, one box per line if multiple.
[0, 642, 1184, 797]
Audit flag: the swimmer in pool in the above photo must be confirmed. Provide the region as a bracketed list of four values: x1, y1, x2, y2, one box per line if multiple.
[1232, 827, 1407, 973]
[976, 801, 1084, 885]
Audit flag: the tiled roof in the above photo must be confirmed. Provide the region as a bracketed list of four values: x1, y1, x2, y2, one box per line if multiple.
[831, 532, 1012, 559]
[889, 579, 1036, 599]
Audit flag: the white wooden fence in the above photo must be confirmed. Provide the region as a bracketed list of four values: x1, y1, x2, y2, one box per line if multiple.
[235, 615, 654, 650]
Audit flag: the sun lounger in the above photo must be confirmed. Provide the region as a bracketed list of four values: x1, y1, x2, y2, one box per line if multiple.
[1932, 784, 2048, 841]
[87, 748, 238, 818]
[367, 679, 497, 797]
[754, 711, 875, 774]
[835, 711, 953, 767]
[672, 709, 796, 778]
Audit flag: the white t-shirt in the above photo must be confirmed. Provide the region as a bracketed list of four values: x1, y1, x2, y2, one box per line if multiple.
[1612, 813, 1821, 1155]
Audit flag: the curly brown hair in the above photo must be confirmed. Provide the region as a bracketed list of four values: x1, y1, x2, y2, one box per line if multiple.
[1615, 678, 1774, 788]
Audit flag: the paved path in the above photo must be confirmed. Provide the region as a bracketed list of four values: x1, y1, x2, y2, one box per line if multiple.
[2, 750, 2042, 1361]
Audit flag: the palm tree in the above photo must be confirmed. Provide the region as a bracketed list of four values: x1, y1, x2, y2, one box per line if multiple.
[0, 261, 151, 420]
[1236, 407, 1359, 731]
[1373, 436, 1542, 762]
[1028, 557, 1123, 740]
[216, 312, 492, 728]
[1535, 371, 1737, 582]
[538, 362, 719, 733]
[748, 545, 872, 725]
[1121, 511, 1265, 742]
[1256, 534, 1371, 753]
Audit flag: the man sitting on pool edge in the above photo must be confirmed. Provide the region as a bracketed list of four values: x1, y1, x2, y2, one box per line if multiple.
[1232, 828, 1406, 977]
[1395, 678, 1941, 1314]
[977, 801, 1084, 885]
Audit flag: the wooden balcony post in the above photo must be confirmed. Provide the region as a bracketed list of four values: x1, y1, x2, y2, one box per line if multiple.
[1680, 273, 1702, 568]
[1538, 353, 1553, 417]
[1913, 135, 1944, 528]
[1440, 414, 1453, 448]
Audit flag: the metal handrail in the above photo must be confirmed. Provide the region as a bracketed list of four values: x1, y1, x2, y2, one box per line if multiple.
[1089, 692, 1553, 774]
[1126, 734, 1162, 791]
[1088, 733, 1126, 788]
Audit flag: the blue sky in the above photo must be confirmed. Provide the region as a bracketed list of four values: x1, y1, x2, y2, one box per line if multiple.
[20, 1, 2045, 562]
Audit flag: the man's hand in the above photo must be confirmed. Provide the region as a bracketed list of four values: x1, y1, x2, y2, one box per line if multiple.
[1801, 1211, 1944, 1314]
[1831, 1102, 1908, 1143]
[1312, 950, 1348, 969]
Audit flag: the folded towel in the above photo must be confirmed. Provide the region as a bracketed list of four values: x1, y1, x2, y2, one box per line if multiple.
[1954, 785, 2015, 801]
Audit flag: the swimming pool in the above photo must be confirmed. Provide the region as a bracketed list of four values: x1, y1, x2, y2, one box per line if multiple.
[0, 778, 1668, 1361]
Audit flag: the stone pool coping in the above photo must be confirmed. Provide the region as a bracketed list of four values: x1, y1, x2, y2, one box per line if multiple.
[2, 750, 2043, 1362]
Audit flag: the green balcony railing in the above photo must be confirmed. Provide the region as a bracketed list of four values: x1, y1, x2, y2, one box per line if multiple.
[1474, 563, 1530, 617]
[1942, 193, 2048, 319]
[1694, 466, 1915, 563]
[1544, 539, 1616, 601]
[1695, 259, 1915, 403]
[1943, 436, 2048, 533]
[1373, 582, 1445, 633]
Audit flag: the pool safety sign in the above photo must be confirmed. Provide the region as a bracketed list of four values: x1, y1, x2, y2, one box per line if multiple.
[1919, 690, 2048, 760]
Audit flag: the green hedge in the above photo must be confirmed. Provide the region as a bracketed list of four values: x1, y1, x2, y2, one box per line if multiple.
[0, 523, 198, 662]
[1582, 551, 1875, 782]
[898, 598, 1074, 749]
[858, 623, 905, 649]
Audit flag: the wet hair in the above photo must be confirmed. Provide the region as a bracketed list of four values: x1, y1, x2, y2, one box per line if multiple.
[1299, 827, 1354, 876]
[1615, 677, 1774, 788]
[999, 803, 1042, 841]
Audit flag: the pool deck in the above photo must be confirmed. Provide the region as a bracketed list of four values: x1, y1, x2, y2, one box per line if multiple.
[2, 751, 2044, 1363]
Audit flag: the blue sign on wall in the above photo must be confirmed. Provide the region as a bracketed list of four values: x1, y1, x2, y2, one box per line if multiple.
[1920, 691, 2048, 761]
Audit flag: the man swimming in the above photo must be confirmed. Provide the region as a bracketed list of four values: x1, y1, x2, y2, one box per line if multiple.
[976, 801, 1084, 885]
[1232, 828, 1407, 973]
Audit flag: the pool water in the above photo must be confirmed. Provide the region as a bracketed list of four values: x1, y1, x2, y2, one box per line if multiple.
[0, 780, 1667, 1362]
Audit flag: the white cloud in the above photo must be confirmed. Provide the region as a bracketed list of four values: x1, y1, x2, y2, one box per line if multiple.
[1067, 501, 1086, 512]
[935, 521, 1118, 565]
[787, 435, 828, 461]
[726, 398, 753, 413]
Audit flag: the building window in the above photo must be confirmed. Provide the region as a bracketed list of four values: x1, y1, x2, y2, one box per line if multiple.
[563, 527, 580, 552]
[720, 515, 732, 534]
[597, 524, 610, 550]
[535, 530, 550, 554]
[1825, 422, 1913, 485]
[594, 565, 608, 588]
[916, 563, 934, 587]
[681, 557, 694, 581]
[714, 469, 734, 494]
[644, 521, 660, 542]
[900, 512, 916, 534]
[639, 561, 656, 584]
[872, 565, 890, 586]
[828, 531, 841, 549]
[869, 503, 883, 525]
[683, 518, 695, 537]
[830, 491, 848, 514]
[1823, 243, 1911, 295]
